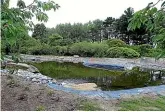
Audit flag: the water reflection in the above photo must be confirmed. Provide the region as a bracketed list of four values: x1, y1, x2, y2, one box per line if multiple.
[32, 61, 165, 91]
[84, 67, 165, 90]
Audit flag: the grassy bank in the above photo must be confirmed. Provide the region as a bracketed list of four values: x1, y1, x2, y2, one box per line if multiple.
[119, 95, 165, 111]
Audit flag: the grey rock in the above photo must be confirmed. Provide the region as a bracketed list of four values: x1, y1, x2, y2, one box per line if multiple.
[32, 78, 38, 82]
[51, 79, 57, 84]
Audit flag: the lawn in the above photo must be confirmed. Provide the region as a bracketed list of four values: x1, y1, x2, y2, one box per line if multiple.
[119, 95, 165, 111]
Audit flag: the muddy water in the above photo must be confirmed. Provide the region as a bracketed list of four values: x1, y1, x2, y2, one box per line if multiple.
[31, 61, 165, 91]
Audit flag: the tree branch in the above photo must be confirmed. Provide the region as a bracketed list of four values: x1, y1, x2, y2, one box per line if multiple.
[151, 0, 162, 7]
[26, 0, 35, 8]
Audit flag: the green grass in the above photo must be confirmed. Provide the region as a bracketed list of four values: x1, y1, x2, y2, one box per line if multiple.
[36, 105, 45, 111]
[30, 61, 123, 79]
[78, 100, 102, 111]
[119, 96, 165, 111]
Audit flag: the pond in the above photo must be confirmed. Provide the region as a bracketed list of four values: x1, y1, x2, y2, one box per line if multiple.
[31, 61, 165, 91]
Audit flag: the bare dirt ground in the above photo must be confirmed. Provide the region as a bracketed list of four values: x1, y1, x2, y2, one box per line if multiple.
[1, 73, 119, 111]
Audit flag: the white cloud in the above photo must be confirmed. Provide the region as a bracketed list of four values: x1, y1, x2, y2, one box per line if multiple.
[10, 0, 161, 28]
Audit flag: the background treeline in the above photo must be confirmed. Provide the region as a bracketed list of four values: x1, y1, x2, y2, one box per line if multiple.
[1, 7, 162, 58]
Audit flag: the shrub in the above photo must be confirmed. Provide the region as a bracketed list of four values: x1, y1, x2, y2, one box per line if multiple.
[138, 44, 152, 56]
[20, 37, 42, 54]
[30, 45, 68, 56]
[106, 39, 127, 47]
[92, 43, 109, 57]
[31, 44, 51, 55]
[53, 46, 68, 55]
[106, 47, 140, 58]
[144, 48, 162, 57]
[69, 42, 108, 57]
[129, 44, 161, 57]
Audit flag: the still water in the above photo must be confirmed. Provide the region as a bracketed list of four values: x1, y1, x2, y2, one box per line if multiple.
[31, 61, 165, 90]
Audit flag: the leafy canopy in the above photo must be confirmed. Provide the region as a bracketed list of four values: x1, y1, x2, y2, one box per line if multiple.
[1, 0, 60, 46]
[128, 0, 165, 58]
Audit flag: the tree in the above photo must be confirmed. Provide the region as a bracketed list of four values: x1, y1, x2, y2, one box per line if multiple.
[1, 0, 60, 47]
[87, 19, 103, 42]
[48, 33, 63, 46]
[128, 0, 165, 58]
[103, 17, 115, 39]
[116, 7, 134, 44]
[32, 23, 47, 40]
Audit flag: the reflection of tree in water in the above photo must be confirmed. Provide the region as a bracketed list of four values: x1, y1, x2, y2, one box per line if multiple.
[85, 67, 165, 90]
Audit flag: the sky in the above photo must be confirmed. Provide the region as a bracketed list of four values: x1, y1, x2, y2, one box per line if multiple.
[10, 0, 161, 28]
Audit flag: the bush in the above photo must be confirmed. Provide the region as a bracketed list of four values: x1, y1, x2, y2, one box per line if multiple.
[129, 44, 161, 57]
[54, 46, 68, 55]
[20, 37, 42, 54]
[30, 44, 51, 55]
[30, 45, 68, 56]
[106, 39, 127, 47]
[69, 42, 108, 57]
[144, 48, 162, 57]
[138, 44, 152, 56]
[106, 47, 140, 58]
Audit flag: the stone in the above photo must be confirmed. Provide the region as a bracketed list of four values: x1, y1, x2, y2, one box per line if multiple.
[61, 82, 67, 85]
[41, 79, 48, 84]
[73, 55, 79, 58]
[32, 78, 38, 82]
[51, 79, 57, 84]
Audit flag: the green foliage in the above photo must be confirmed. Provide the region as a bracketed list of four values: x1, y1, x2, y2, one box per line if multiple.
[30, 45, 68, 56]
[106, 39, 127, 47]
[32, 23, 47, 40]
[138, 44, 153, 56]
[69, 42, 109, 57]
[129, 44, 162, 57]
[36, 105, 45, 111]
[1, 0, 59, 47]
[128, 0, 165, 58]
[106, 47, 140, 58]
[19, 37, 42, 54]
[119, 96, 165, 111]
[78, 100, 102, 111]
[48, 33, 63, 46]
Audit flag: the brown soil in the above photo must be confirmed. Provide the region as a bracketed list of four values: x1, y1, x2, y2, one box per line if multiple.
[2, 72, 160, 111]
[1, 73, 119, 111]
